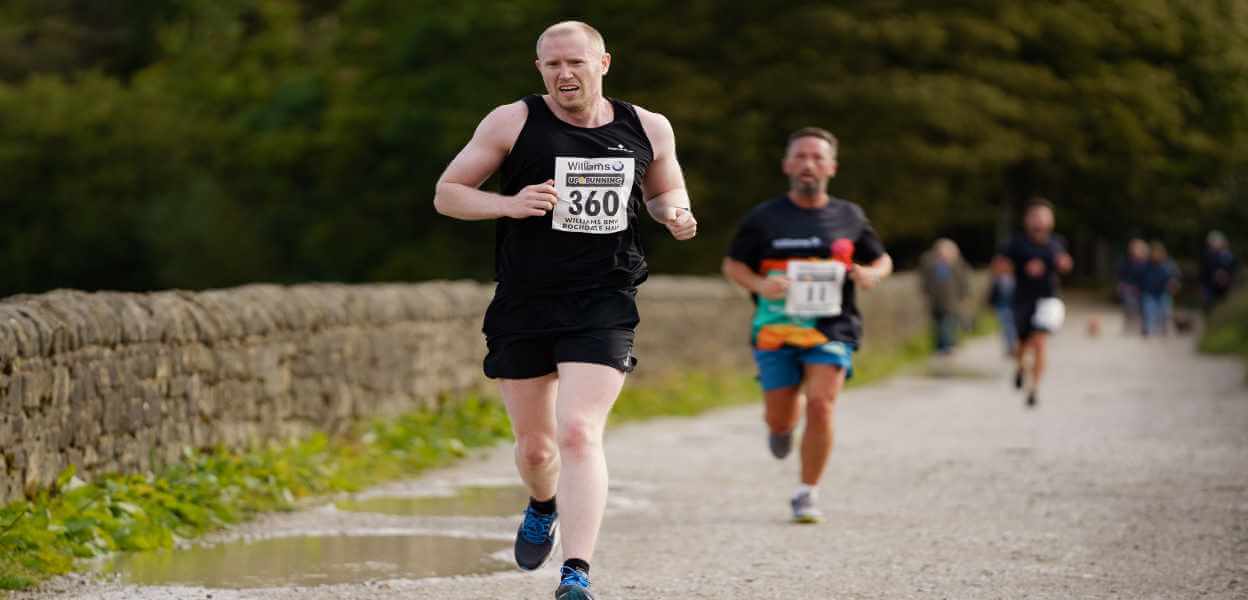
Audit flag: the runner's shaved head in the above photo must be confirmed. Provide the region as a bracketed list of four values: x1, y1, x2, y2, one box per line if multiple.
[537, 21, 606, 56]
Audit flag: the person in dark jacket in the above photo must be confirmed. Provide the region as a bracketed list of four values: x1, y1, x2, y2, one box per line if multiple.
[1200, 230, 1238, 314]
[1117, 238, 1149, 334]
[988, 256, 1018, 355]
[920, 238, 971, 354]
[1140, 241, 1180, 336]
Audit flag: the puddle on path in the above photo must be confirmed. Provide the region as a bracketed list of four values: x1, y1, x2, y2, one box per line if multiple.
[107, 534, 511, 588]
[336, 484, 530, 517]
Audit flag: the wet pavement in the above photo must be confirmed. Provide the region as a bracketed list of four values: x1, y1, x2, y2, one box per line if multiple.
[334, 484, 530, 518]
[107, 534, 511, 588]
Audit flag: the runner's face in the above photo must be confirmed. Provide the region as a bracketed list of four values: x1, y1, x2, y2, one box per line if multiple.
[782, 137, 837, 196]
[1024, 206, 1054, 239]
[536, 31, 609, 114]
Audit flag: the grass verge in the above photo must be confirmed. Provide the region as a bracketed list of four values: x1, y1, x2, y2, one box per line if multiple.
[0, 325, 951, 595]
[1198, 287, 1248, 378]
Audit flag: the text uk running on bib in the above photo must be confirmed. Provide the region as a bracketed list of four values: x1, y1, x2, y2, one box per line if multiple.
[553, 157, 635, 234]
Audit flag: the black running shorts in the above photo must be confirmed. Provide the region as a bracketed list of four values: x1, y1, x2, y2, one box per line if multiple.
[1013, 299, 1049, 340]
[482, 287, 640, 379]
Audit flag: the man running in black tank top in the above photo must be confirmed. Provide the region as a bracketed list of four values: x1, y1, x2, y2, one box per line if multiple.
[434, 21, 696, 600]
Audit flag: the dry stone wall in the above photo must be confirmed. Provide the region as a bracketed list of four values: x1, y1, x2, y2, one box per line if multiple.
[0, 273, 960, 503]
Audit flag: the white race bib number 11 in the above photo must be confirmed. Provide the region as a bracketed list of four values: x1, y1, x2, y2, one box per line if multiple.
[785, 260, 846, 317]
[552, 156, 634, 234]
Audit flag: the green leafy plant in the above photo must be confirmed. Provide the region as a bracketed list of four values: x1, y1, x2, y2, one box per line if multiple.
[1199, 288, 1248, 378]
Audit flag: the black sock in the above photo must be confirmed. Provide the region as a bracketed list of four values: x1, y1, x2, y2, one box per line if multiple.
[563, 558, 590, 575]
[529, 495, 557, 515]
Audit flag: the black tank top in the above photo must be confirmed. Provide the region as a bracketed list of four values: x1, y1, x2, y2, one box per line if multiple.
[496, 95, 654, 295]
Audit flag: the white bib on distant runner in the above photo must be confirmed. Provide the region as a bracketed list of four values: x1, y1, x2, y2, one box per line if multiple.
[785, 260, 846, 317]
[552, 156, 634, 234]
[1032, 297, 1066, 331]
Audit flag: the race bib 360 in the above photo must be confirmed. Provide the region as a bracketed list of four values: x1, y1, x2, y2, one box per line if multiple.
[552, 156, 634, 234]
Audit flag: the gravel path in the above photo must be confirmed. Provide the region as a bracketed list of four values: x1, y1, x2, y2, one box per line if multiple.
[18, 306, 1248, 599]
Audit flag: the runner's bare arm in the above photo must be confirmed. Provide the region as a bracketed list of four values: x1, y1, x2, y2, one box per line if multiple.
[434, 102, 558, 220]
[722, 258, 789, 300]
[637, 106, 696, 240]
[1056, 252, 1074, 274]
[850, 254, 894, 290]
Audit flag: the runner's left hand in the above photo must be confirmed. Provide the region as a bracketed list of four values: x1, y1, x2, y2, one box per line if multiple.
[850, 264, 881, 290]
[665, 208, 697, 240]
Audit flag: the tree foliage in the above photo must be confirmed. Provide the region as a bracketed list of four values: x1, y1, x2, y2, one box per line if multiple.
[1, 0, 1245, 296]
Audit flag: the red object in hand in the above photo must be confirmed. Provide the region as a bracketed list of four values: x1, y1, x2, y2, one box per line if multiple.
[831, 238, 855, 267]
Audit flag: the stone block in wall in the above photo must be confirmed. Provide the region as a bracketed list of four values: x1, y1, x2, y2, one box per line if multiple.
[95, 435, 114, 464]
[51, 365, 71, 406]
[23, 448, 49, 496]
[191, 379, 217, 420]
[71, 412, 102, 449]
[0, 414, 12, 450]
[23, 370, 52, 409]
[142, 384, 162, 427]
[80, 432, 101, 468]
[64, 447, 84, 475]
[178, 344, 218, 379]
[0, 320, 17, 359]
[215, 346, 250, 381]
[1, 375, 20, 414]
[115, 435, 139, 471]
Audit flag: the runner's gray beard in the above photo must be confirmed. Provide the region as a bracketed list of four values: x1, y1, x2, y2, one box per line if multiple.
[792, 177, 825, 197]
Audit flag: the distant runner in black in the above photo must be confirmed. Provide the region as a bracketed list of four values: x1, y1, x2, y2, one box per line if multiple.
[433, 20, 696, 600]
[993, 199, 1073, 408]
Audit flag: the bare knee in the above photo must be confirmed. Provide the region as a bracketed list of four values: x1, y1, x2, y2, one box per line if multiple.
[764, 388, 802, 433]
[805, 392, 836, 427]
[557, 421, 602, 461]
[765, 407, 800, 433]
[515, 432, 557, 470]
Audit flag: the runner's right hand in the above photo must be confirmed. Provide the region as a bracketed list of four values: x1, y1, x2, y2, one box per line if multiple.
[757, 275, 790, 300]
[505, 180, 558, 218]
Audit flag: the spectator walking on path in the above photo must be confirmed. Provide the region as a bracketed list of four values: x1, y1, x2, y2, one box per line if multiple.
[988, 257, 1018, 355]
[1117, 238, 1149, 335]
[1200, 230, 1237, 314]
[920, 238, 971, 355]
[1141, 241, 1180, 337]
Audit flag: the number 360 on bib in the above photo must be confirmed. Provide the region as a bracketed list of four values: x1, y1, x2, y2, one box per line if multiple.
[552, 156, 634, 234]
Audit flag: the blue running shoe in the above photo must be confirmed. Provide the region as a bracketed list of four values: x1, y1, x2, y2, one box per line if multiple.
[554, 565, 594, 600]
[515, 506, 558, 570]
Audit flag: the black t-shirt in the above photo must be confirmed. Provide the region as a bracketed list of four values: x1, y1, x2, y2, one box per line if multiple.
[495, 95, 654, 295]
[726, 195, 886, 346]
[1000, 234, 1067, 304]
